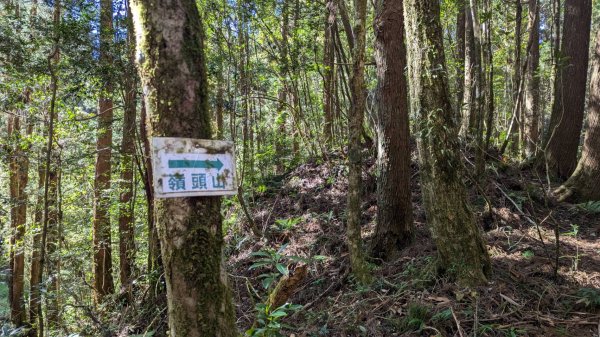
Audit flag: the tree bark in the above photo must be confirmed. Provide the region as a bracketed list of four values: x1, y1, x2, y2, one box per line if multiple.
[29, 157, 44, 337]
[511, 0, 522, 155]
[483, 0, 494, 152]
[38, 1, 61, 334]
[275, 0, 289, 174]
[130, 0, 238, 334]
[460, 2, 476, 137]
[45, 155, 60, 329]
[544, 0, 592, 179]
[139, 101, 163, 299]
[371, 0, 413, 260]
[7, 112, 28, 327]
[346, 0, 371, 285]
[404, 0, 491, 286]
[93, 0, 115, 302]
[323, 0, 336, 144]
[118, 6, 137, 298]
[523, 0, 540, 158]
[554, 29, 600, 202]
[455, 0, 465, 112]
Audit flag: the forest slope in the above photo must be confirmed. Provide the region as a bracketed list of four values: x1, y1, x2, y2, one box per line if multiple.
[226, 149, 600, 336]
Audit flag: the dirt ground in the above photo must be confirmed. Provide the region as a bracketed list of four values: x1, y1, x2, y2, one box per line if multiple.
[226, 149, 600, 337]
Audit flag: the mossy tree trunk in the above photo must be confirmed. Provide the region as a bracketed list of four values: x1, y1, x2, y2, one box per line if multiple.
[371, 0, 413, 260]
[404, 0, 491, 286]
[455, 0, 465, 112]
[544, 0, 592, 179]
[130, 0, 238, 335]
[554, 29, 600, 203]
[118, 6, 137, 299]
[346, 0, 371, 285]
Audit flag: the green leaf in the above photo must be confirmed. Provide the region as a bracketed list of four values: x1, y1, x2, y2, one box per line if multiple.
[276, 263, 289, 276]
[269, 310, 288, 318]
[262, 277, 274, 289]
[251, 251, 272, 257]
[312, 255, 328, 261]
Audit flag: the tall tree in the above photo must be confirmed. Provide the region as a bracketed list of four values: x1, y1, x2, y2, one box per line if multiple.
[275, 0, 289, 174]
[117, 4, 137, 298]
[371, 0, 413, 260]
[93, 0, 115, 302]
[404, 0, 491, 286]
[544, 0, 592, 178]
[37, 0, 61, 334]
[130, 0, 238, 334]
[346, 0, 371, 284]
[511, 0, 522, 154]
[460, 1, 476, 136]
[554, 29, 600, 203]
[28, 1, 42, 329]
[322, 0, 336, 144]
[7, 108, 29, 327]
[523, 0, 540, 157]
[455, 0, 465, 111]
[29, 154, 44, 337]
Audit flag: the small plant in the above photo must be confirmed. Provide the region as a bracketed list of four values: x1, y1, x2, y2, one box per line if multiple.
[396, 302, 431, 333]
[431, 308, 452, 323]
[256, 184, 268, 194]
[249, 244, 307, 289]
[563, 224, 582, 271]
[478, 323, 495, 335]
[504, 327, 526, 337]
[522, 250, 534, 259]
[273, 217, 302, 231]
[575, 201, 600, 213]
[245, 302, 302, 337]
[575, 287, 600, 310]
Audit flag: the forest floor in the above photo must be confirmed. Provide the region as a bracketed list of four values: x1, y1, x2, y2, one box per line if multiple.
[226, 148, 600, 337]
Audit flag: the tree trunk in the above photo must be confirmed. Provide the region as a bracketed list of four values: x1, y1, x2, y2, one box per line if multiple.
[554, 29, 600, 202]
[130, 0, 238, 334]
[483, 0, 494, 152]
[118, 8, 137, 298]
[371, 0, 413, 260]
[469, 0, 485, 175]
[216, 76, 225, 139]
[45, 156, 60, 329]
[38, 1, 61, 334]
[93, 0, 115, 302]
[323, 0, 336, 145]
[544, 0, 592, 179]
[523, 0, 540, 158]
[460, 2, 476, 137]
[29, 158, 44, 337]
[139, 100, 163, 298]
[511, 0, 522, 155]
[275, 0, 289, 174]
[7, 113, 28, 327]
[404, 0, 491, 286]
[346, 0, 371, 285]
[455, 0, 465, 112]
[27, 11, 41, 331]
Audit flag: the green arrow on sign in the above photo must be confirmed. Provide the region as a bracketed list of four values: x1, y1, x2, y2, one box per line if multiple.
[168, 158, 224, 170]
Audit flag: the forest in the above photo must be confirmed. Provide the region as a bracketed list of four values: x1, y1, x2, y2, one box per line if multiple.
[0, 0, 599, 335]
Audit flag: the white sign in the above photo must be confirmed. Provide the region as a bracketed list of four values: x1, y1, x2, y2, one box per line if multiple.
[152, 137, 237, 198]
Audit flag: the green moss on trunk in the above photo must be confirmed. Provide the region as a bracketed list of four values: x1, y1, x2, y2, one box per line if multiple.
[131, 0, 238, 335]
